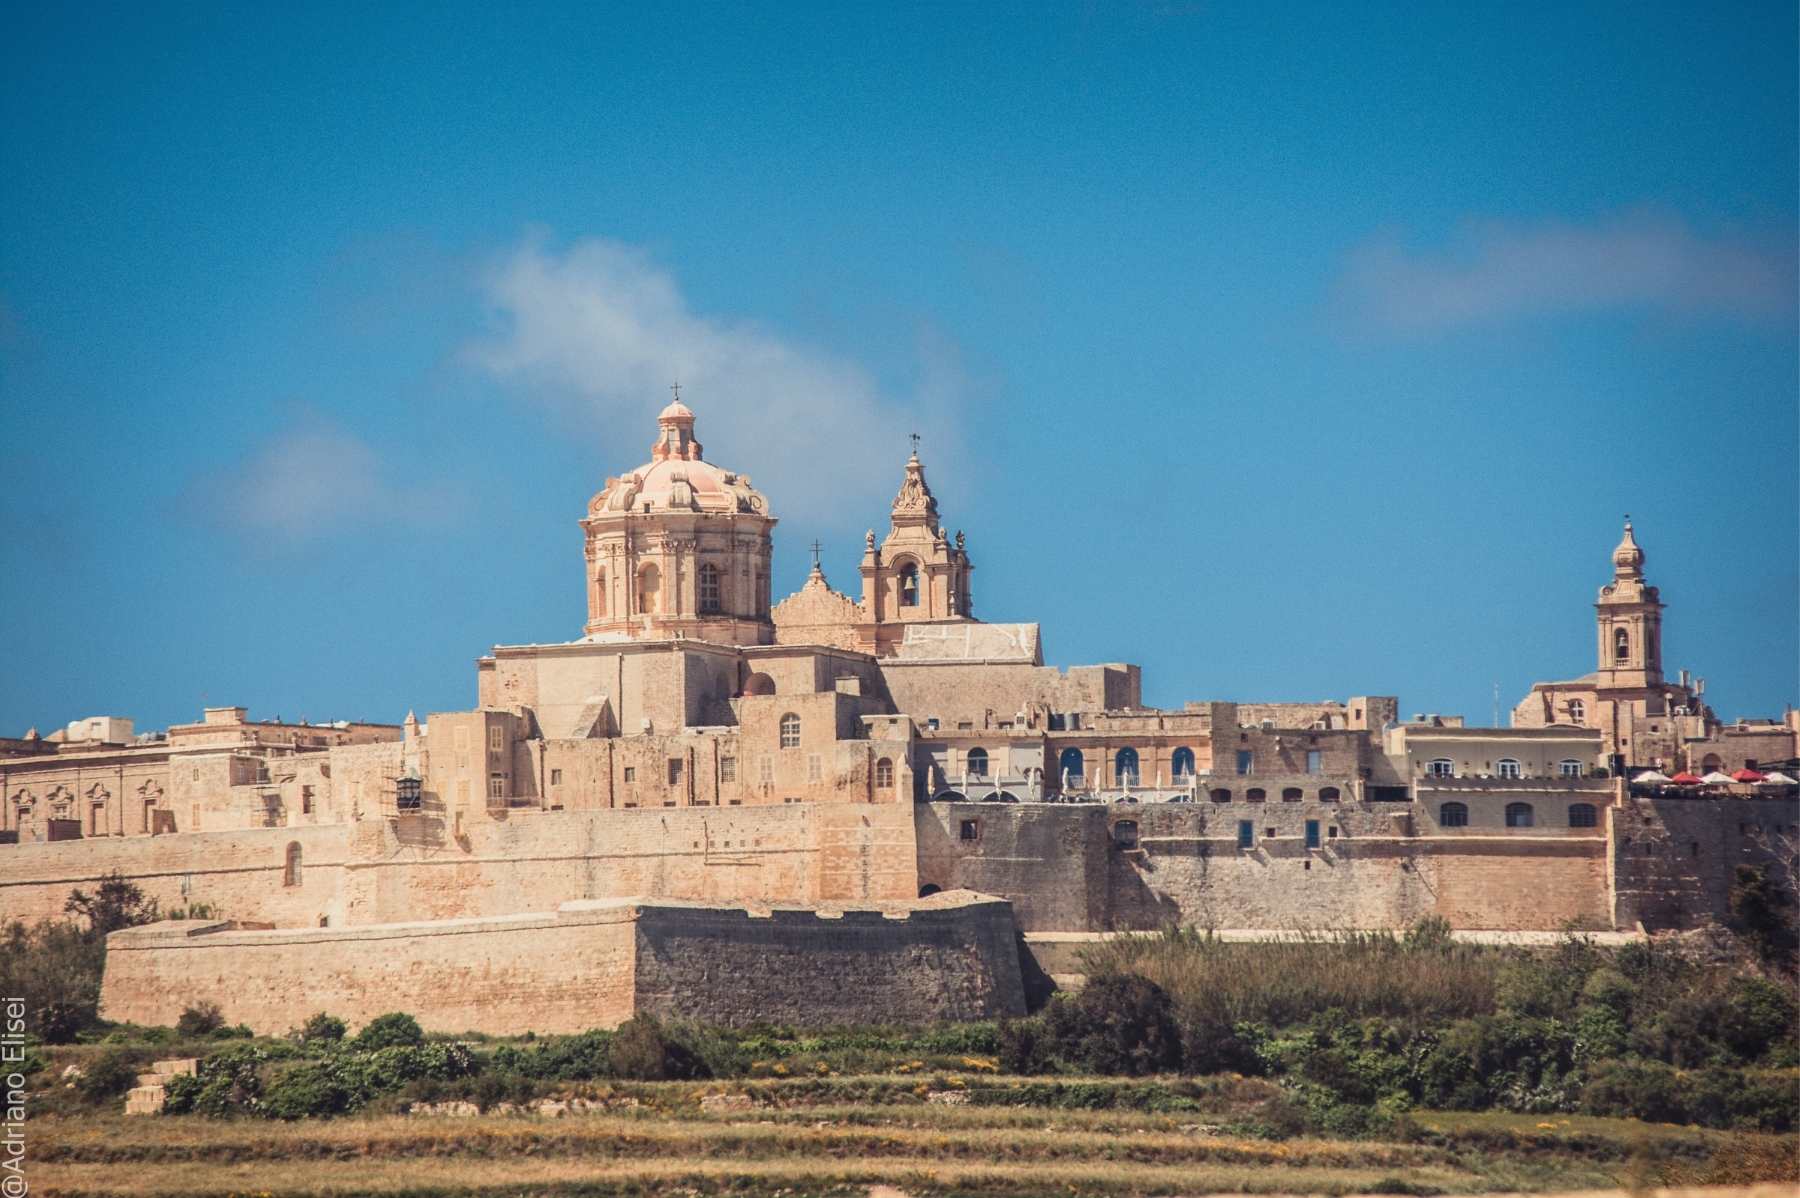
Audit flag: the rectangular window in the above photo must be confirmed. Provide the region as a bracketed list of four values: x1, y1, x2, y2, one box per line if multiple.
[807, 754, 822, 783]
[720, 756, 737, 782]
[1559, 760, 1583, 778]
[550, 768, 563, 785]
[668, 759, 683, 785]
[1305, 750, 1322, 774]
[1305, 819, 1321, 849]
[960, 818, 979, 842]
[489, 727, 503, 752]
[760, 757, 774, 784]
[623, 766, 636, 783]
[926, 718, 940, 731]
[1236, 820, 1254, 849]
[1236, 750, 1253, 776]
[488, 775, 504, 799]
[301, 785, 314, 814]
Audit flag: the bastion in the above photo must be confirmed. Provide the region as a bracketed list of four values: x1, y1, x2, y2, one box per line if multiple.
[98, 890, 1026, 1035]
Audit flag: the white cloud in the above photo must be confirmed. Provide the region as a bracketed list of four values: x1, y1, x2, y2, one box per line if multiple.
[1336, 211, 1797, 337]
[468, 235, 964, 518]
[188, 413, 441, 545]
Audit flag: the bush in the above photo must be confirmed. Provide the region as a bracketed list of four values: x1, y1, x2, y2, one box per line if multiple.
[75, 1049, 142, 1101]
[1041, 973, 1182, 1077]
[160, 1072, 205, 1114]
[1717, 976, 1797, 1064]
[261, 1063, 355, 1120]
[607, 1016, 707, 1081]
[0, 920, 107, 1043]
[1581, 1059, 1686, 1123]
[300, 1013, 347, 1044]
[176, 1002, 226, 1038]
[353, 1012, 424, 1051]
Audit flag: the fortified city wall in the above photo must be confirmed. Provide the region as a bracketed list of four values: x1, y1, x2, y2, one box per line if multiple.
[99, 892, 1026, 1035]
[916, 802, 1613, 932]
[0, 802, 919, 928]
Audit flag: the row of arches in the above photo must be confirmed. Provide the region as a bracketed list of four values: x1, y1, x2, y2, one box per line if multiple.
[1438, 801, 1598, 829]
[1209, 786, 1341, 803]
[594, 562, 748, 618]
[1056, 746, 1197, 785]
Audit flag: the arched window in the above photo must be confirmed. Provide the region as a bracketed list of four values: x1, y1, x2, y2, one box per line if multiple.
[698, 563, 721, 614]
[1439, 802, 1469, 827]
[1114, 747, 1139, 786]
[1569, 803, 1598, 828]
[1701, 753, 1723, 774]
[1113, 820, 1139, 848]
[1496, 758, 1522, 779]
[1558, 759, 1584, 778]
[283, 841, 302, 887]
[778, 713, 801, 749]
[1246, 787, 1266, 802]
[966, 748, 989, 778]
[593, 569, 607, 616]
[1171, 747, 1196, 780]
[898, 562, 920, 607]
[1426, 758, 1455, 778]
[1281, 787, 1303, 802]
[918, 883, 943, 897]
[1210, 788, 1232, 803]
[637, 563, 660, 615]
[1319, 786, 1341, 802]
[1505, 802, 1535, 828]
[875, 758, 894, 789]
[1058, 747, 1085, 782]
[1566, 699, 1586, 723]
[1614, 627, 1630, 662]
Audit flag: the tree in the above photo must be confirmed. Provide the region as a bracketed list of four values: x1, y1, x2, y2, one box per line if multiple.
[64, 872, 159, 938]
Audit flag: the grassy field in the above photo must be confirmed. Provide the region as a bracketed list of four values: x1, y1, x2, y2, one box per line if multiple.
[27, 1075, 1797, 1198]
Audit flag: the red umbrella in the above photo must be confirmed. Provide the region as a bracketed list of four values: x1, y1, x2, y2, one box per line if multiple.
[1669, 772, 1703, 785]
[1731, 768, 1766, 783]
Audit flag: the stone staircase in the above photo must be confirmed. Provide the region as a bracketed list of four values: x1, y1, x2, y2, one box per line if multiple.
[124, 1058, 198, 1116]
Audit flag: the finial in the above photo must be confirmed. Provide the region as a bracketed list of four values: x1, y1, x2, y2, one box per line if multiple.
[909, 431, 920, 458]
[865, 529, 875, 549]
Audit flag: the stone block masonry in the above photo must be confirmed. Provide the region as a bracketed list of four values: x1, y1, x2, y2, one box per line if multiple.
[99, 892, 1025, 1035]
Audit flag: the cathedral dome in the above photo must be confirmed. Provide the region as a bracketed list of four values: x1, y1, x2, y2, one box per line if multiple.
[588, 401, 769, 516]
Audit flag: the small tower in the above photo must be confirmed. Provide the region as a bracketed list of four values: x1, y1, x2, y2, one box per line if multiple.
[856, 440, 975, 656]
[1594, 518, 1663, 688]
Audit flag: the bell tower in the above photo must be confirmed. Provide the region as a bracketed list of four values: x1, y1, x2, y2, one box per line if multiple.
[1594, 518, 1663, 688]
[855, 439, 974, 656]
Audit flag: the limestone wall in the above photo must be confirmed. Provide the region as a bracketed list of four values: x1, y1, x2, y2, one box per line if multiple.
[100, 893, 1025, 1034]
[0, 802, 919, 930]
[1610, 796, 1798, 930]
[632, 895, 1026, 1026]
[100, 904, 639, 1035]
[916, 802, 1611, 932]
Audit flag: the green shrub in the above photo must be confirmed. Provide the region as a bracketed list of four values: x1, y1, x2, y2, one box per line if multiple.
[353, 1012, 424, 1051]
[607, 1015, 707, 1081]
[176, 1002, 225, 1038]
[1582, 1058, 1686, 1123]
[300, 1013, 346, 1044]
[75, 1048, 142, 1100]
[1040, 973, 1181, 1077]
[1717, 976, 1797, 1063]
[0, 920, 106, 1043]
[160, 1072, 205, 1114]
[260, 1063, 355, 1120]
[997, 1015, 1055, 1075]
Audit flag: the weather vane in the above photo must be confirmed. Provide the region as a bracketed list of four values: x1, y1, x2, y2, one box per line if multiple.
[909, 431, 920, 455]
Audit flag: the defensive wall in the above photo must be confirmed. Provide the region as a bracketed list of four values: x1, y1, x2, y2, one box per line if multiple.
[0, 802, 919, 929]
[99, 892, 1026, 1034]
[916, 801, 1613, 932]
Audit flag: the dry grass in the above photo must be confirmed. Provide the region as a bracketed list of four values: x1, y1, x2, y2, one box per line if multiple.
[1081, 928, 1499, 1025]
[25, 1081, 1796, 1198]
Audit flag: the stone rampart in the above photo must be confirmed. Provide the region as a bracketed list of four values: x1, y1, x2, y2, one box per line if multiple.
[0, 801, 919, 929]
[99, 892, 1024, 1034]
[917, 802, 1612, 932]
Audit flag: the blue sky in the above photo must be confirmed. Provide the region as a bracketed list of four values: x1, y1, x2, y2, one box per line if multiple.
[2, 2, 1795, 735]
